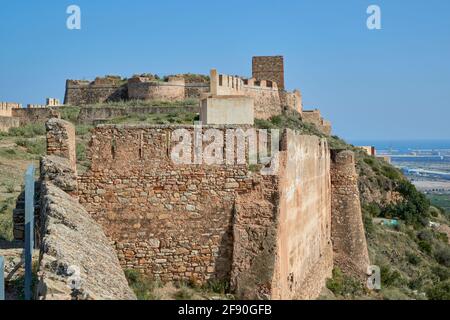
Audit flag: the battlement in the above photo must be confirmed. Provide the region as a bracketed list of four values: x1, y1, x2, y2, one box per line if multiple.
[0, 102, 22, 117]
[46, 97, 61, 107]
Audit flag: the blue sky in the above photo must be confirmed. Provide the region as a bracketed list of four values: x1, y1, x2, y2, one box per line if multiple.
[0, 0, 449, 140]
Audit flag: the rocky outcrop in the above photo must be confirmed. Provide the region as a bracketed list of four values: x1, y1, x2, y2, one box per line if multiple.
[36, 179, 136, 300]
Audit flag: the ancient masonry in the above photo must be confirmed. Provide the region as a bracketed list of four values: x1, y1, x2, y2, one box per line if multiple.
[0, 101, 60, 132]
[36, 118, 136, 300]
[28, 116, 369, 299]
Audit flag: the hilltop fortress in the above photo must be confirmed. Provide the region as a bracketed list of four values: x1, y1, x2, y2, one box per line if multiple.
[6, 56, 369, 300]
[62, 56, 331, 134]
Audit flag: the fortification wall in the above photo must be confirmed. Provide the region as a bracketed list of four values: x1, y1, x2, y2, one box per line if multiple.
[272, 131, 332, 299]
[76, 125, 334, 299]
[302, 110, 332, 136]
[46, 118, 77, 174]
[64, 79, 127, 105]
[77, 125, 264, 284]
[77, 106, 200, 125]
[185, 83, 210, 99]
[36, 120, 135, 300]
[242, 82, 282, 119]
[11, 108, 59, 125]
[0, 103, 20, 117]
[128, 77, 185, 101]
[0, 116, 20, 132]
[330, 150, 370, 279]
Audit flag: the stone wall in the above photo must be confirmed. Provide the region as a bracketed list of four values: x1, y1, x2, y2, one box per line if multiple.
[0, 103, 19, 117]
[0, 116, 20, 132]
[46, 118, 77, 174]
[12, 108, 59, 125]
[128, 77, 186, 101]
[252, 56, 285, 90]
[76, 125, 334, 299]
[330, 150, 370, 279]
[77, 125, 262, 284]
[77, 106, 200, 125]
[302, 110, 332, 136]
[64, 79, 128, 105]
[272, 131, 332, 299]
[185, 83, 210, 99]
[36, 152, 135, 300]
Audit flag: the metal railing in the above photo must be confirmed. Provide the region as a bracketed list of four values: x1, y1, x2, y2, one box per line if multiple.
[24, 164, 35, 300]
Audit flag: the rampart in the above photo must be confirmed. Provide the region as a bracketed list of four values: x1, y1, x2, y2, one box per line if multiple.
[11, 108, 58, 125]
[77, 105, 200, 125]
[330, 150, 370, 279]
[128, 76, 186, 101]
[64, 77, 128, 105]
[0, 116, 20, 132]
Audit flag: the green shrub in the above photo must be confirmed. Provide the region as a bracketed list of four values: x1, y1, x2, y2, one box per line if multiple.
[15, 138, 46, 155]
[75, 125, 92, 136]
[59, 106, 81, 123]
[8, 124, 45, 137]
[406, 251, 421, 265]
[431, 265, 450, 281]
[124, 269, 159, 300]
[380, 265, 405, 287]
[434, 247, 450, 267]
[418, 240, 433, 255]
[426, 280, 450, 300]
[203, 279, 230, 294]
[76, 142, 86, 161]
[326, 268, 365, 297]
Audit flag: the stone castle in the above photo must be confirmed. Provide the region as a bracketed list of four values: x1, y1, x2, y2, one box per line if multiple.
[6, 56, 369, 300]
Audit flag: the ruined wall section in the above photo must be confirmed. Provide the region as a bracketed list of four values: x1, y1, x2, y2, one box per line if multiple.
[77, 125, 264, 284]
[272, 131, 333, 300]
[64, 78, 128, 105]
[0, 116, 20, 132]
[331, 150, 370, 279]
[46, 118, 77, 174]
[12, 108, 59, 125]
[302, 110, 332, 136]
[231, 176, 280, 299]
[36, 119, 136, 300]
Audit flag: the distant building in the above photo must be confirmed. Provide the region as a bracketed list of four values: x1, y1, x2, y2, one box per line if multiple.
[377, 155, 392, 164]
[358, 146, 376, 156]
[46, 98, 61, 107]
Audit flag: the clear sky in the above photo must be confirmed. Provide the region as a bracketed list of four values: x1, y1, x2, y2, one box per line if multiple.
[1, 0, 449, 141]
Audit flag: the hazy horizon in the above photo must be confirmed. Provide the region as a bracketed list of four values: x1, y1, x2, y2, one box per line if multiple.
[1, 0, 449, 141]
